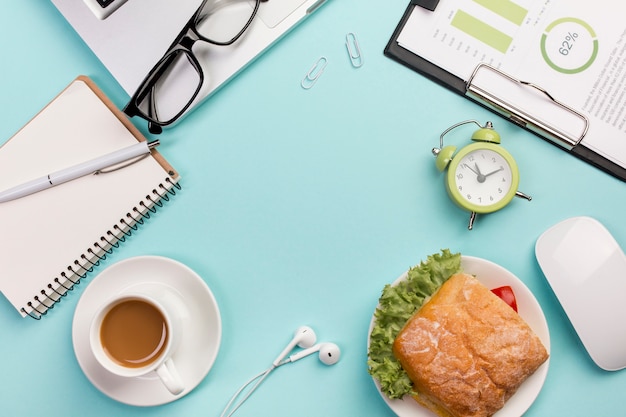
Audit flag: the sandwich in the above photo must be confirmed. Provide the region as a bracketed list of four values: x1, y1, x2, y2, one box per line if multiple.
[368, 250, 549, 417]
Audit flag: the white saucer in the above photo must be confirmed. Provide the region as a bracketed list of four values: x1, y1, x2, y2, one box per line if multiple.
[72, 256, 222, 406]
[368, 256, 550, 417]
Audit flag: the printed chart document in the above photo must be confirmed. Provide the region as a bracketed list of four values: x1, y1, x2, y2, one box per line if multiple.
[393, 0, 626, 175]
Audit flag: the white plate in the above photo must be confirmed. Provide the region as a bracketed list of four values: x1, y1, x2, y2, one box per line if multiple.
[72, 256, 222, 406]
[368, 256, 550, 417]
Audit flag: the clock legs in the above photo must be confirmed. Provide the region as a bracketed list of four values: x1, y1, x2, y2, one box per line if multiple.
[468, 212, 477, 230]
[467, 191, 532, 230]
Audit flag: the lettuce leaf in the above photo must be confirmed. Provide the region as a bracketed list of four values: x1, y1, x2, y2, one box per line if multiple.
[367, 249, 462, 399]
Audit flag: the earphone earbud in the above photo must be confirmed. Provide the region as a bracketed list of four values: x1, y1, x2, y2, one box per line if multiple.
[288, 342, 341, 365]
[272, 325, 317, 367]
[222, 326, 340, 417]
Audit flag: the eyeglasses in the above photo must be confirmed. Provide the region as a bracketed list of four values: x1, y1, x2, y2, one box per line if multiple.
[123, 0, 266, 134]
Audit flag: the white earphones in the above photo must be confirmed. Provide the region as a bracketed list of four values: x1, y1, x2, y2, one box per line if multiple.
[287, 343, 341, 365]
[272, 325, 317, 367]
[220, 326, 341, 417]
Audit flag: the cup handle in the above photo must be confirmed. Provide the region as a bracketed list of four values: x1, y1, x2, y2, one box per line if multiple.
[155, 357, 184, 395]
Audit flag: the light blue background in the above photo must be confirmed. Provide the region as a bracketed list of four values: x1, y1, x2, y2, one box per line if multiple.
[1, 1, 625, 416]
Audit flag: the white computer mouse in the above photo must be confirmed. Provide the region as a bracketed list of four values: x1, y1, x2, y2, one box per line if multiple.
[535, 216, 626, 371]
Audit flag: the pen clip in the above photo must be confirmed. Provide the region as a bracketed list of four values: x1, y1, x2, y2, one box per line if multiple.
[95, 140, 159, 175]
[94, 153, 151, 175]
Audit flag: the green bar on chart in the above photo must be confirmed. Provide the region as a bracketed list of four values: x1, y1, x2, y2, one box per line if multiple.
[474, 0, 528, 26]
[451, 10, 513, 53]
[473, 0, 527, 25]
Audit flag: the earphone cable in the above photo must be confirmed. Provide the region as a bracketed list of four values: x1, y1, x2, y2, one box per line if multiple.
[219, 362, 286, 417]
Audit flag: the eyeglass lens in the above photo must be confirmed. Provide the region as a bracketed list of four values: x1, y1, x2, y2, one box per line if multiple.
[134, 50, 202, 126]
[131, 0, 259, 127]
[196, 0, 259, 44]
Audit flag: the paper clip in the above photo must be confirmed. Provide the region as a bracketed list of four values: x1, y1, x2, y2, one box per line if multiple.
[301, 57, 328, 89]
[345, 33, 363, 68]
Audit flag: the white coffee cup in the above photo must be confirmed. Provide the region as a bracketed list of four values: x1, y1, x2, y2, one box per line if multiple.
[89, 291, 185, 395]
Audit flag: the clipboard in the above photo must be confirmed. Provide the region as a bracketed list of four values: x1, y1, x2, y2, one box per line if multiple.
[384, 2, 626, 182]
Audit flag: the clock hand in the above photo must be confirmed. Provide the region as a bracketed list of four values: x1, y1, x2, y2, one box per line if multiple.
[474, 163, 484, 176]
[473, 163, 489, 183]
[484, 167, 504, 178]
[463, 163, 479, 176]
[463, 163, 488, 183]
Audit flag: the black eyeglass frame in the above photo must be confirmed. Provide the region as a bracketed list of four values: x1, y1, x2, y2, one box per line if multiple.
[123, 0, 265, 134]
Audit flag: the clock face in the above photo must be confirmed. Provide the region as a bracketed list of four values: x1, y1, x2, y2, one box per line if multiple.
[447, 144, 519, 213]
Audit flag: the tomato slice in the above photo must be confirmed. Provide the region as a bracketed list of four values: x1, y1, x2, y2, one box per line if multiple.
[491, 286, 518, 312]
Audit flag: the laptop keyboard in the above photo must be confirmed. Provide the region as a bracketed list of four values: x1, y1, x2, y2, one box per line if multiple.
[95, 0, 116, 7]
[83, 0, 129, 19]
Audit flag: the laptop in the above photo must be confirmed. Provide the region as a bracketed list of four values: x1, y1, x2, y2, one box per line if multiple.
[50, 0, 328, 125]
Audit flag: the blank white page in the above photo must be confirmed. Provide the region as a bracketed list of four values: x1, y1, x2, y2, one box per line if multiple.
[0, 78, 179, 318]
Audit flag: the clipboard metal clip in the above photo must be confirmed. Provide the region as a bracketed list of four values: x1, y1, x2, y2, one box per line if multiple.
[466, 63, 589, 150]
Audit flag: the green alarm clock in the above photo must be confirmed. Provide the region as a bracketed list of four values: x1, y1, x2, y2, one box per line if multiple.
[432, 120, 531, 230]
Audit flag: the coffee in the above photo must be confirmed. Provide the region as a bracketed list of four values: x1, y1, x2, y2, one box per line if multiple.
[100, 299, 168, 368]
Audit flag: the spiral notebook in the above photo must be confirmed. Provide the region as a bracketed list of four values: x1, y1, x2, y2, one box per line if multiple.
[0, 76, 180, 319]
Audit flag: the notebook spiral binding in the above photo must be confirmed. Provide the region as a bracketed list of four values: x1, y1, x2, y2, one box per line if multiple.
[21, 177, 181, 320]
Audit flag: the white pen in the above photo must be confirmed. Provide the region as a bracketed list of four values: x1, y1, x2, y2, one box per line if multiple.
[0, 140, 160, 203]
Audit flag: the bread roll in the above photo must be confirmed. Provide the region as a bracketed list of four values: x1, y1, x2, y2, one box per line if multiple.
[392, 273, 548, 417]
